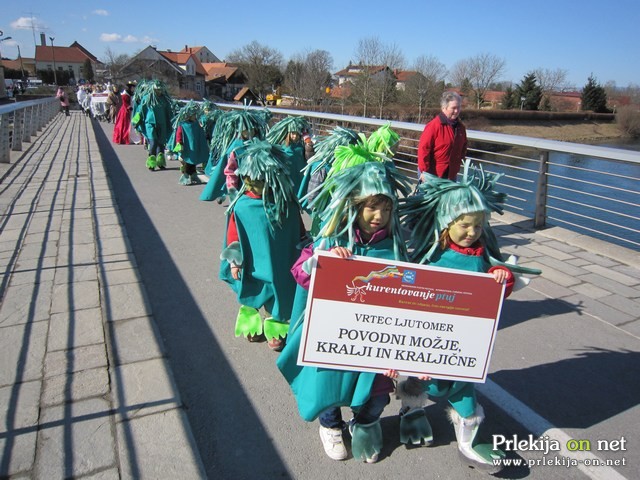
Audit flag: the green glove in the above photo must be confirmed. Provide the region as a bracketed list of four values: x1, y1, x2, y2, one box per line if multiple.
[132, 112, 141, 125]
[173, 143, 183, 153]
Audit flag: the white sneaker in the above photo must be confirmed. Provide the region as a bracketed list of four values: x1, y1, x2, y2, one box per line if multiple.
[319, 425, 348, 460]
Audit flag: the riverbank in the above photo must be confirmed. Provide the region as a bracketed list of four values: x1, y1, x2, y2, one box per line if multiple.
[477, 119, 624, 143]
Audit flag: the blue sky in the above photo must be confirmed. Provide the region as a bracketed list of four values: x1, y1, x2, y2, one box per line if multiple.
[2, 0, 639, 89]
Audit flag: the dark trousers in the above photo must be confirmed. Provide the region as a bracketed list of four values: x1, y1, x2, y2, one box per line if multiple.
[318, 393, 390, 429]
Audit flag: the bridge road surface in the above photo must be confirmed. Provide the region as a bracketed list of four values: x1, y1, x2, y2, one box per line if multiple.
[2, 112, 636, 479]
[94, 114, 639, 480]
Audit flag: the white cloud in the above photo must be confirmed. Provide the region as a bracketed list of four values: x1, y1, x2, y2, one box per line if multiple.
[99, 32, 158, 45]
[11, 16, 47, 30]
[93, 9, 109, 16]
[100, 33, 122, 42]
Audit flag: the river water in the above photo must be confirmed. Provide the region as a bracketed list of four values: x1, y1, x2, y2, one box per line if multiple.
[483, 139, 640, 250]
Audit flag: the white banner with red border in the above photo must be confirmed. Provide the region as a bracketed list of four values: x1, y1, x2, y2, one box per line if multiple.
[296, 251, 506, 383]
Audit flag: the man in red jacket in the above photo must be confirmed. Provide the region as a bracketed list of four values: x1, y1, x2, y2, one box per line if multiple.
[417, 91, 467, 181]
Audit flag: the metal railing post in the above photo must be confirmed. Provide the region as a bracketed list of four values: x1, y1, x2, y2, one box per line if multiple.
[534, 150, 550, 228]
[0, 112, 10, 163]
[37, 103, 45, 131]
[26, 105, 36, 139]
[12, 109, 24, 151]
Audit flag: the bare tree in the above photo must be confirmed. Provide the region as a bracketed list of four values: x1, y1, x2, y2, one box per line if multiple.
[404, 55, 448, 121]
[284, 54, 305, 105]
[534, 68, 569, 93]
[101, 47, 131, 83]
[449, 59, 472, 90]
[452, 53, 506, 108]
[284, 49, 332, 106]
[533, 67, 569, 110]
[351, 37, 404, 118]
[301, 49, 333, 106]
[227, 41, 284, 104]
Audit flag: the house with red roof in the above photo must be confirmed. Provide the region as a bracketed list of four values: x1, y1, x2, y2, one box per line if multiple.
[331, 64, 425, 99]
[334, 63, 389, 87]
[179, 46, 220, 64]
[201, 62, 247, 100]
[119, 45, 209, 96]
[34, 35, 102, 84]
[1, 56, 36, 78]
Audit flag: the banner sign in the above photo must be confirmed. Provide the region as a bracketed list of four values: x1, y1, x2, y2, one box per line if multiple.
[297, 251, 506, 382]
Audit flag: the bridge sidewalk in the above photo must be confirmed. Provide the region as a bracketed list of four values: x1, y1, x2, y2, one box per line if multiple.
[0, 112, 206, 479]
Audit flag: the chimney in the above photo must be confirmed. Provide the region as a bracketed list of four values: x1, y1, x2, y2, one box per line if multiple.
[40, 33, 46, 46]
[185, 44, 188, 52]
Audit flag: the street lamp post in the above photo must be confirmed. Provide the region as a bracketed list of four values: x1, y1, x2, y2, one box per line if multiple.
[49, 36, 58, 85]
[520, 96, 526, 110]
[0, 33, 13, 99]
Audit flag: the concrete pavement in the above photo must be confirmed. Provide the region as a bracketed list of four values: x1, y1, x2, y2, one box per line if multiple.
[1, 111, 639, 479]
[0, 112, 205, 479]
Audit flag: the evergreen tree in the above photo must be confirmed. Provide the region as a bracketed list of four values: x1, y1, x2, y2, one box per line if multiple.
[515, 72, 543, 110]
[82, 59, 95, 82]
[581, 75, 609, 113]
[501, 86, 516, 109]
[460, 78, 473, 97]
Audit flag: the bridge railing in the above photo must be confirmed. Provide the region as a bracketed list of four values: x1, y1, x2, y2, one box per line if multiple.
[218, 104, 640, 250]
[0, 97, 59, 164]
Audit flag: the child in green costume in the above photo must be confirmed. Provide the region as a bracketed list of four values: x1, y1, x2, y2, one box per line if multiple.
[277, 150, 412, 464]
[266, 115, 314, 195]
[132, 79, 174, 171]
[395, 160, 541, 473]
[219, 139, 305, 351]
[171, 101, 209, 186]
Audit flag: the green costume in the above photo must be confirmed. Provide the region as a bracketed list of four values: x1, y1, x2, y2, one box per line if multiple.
[277, 236, 397, 421]
[396, 160, 541, 471]
[132, 80, 173, 170]
[266, 116, 312, 195]
[219, 139, 303, 340]
[277, 160, 411, 421]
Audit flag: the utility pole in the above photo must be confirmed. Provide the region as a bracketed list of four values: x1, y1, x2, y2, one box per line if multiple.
[49, 36, 58, 85]
[17, 45, 26, 82]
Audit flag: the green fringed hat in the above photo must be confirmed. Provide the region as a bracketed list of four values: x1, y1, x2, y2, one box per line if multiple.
[228, 139, 299, 230]
[172, 100, 201, 129]
[302, 126, 360, 175]
[400, 160, 541, 276]
[266, 115, 312, 145]
[135, 79, 171, 106]
[327, 138, 385, 177]
[209, 108, 268, 162]
[367, 123, 400, 156]
[306, 160, 412, 260]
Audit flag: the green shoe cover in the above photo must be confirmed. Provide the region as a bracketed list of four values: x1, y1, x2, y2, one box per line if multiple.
[263, 317, 289, 341]
[146, 155, 157, 169]
[400, 408, 433, 446]
[350, 420, 382, 463]
[156, 153, 166, 168]
[235, 306, 262, 338]
[473, 443, 506, 462]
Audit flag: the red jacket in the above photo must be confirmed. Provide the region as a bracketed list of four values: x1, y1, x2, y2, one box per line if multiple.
[417, 113, 467, 180]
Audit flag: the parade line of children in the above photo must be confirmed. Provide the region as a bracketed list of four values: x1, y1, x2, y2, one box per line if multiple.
[111, 87, 541, 473]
